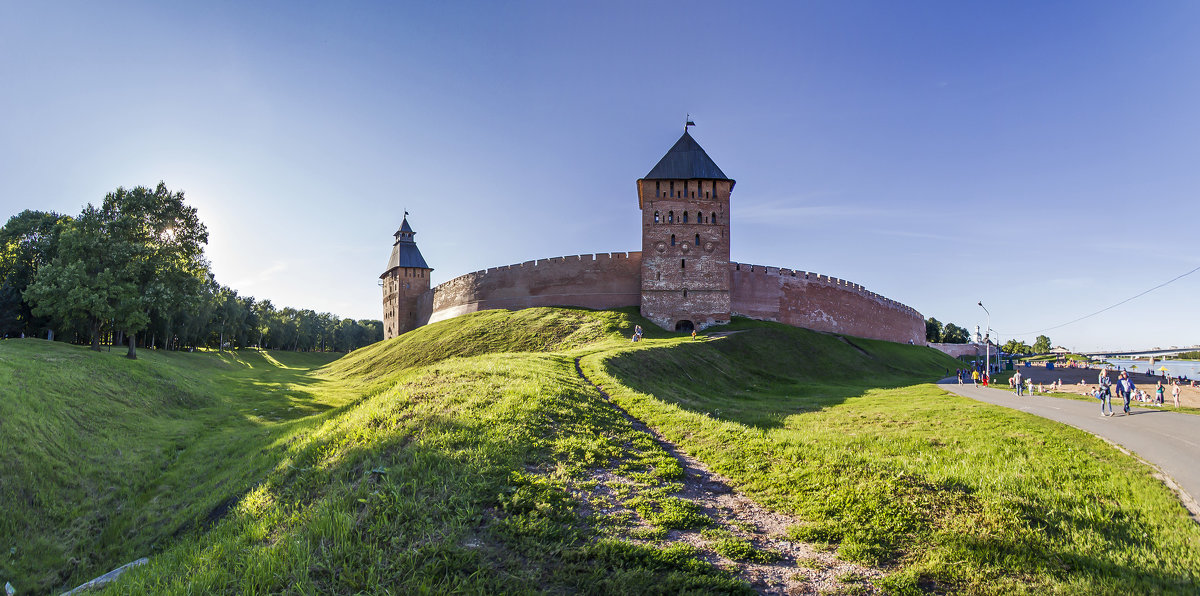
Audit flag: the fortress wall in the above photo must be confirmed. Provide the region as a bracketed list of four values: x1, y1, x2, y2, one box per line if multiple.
[729, 262, 925, 345]
[928, 342, 990, 359]
[427, 252, 643, 324]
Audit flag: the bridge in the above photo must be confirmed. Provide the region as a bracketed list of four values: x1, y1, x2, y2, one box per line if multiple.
[1079, 346, 1200, 359]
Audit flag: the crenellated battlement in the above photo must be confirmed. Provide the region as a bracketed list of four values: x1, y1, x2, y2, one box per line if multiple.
[729, 262, 919, 318]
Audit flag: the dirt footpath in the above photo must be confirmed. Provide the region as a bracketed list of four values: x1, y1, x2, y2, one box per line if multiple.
[1004, 365, 1200, 408]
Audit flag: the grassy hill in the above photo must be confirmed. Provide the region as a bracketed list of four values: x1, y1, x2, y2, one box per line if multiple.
[2, 307, 1198, 594]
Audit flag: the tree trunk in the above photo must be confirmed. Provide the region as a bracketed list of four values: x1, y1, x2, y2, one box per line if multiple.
[126, 331, 137, 359]
[89, 319, 101, 352]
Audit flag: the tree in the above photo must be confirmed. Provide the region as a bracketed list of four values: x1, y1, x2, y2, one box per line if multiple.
[1033, 335, 1052, 354]
[925, 317, 944, 343]
[0, 210, 68, 337]
[25, 208, 137, 350]
[99, 183, 209, 359]
[941, 323, 970, 344]
[1003, 339, 1033, 355]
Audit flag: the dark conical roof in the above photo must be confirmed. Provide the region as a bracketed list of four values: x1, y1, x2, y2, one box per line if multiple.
[383, 216, 430, 274]
[643, 131, 730, 180]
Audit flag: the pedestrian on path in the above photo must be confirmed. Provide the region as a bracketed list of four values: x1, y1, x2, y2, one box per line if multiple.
[1013, 370, 1023, 395]
[1118, 373, 1133, 416]
[972, 369, 979, 386]
[1097, 385, 1113, 417]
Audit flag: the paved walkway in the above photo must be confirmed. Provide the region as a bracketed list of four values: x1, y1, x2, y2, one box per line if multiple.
[939, 379, 1200, 515]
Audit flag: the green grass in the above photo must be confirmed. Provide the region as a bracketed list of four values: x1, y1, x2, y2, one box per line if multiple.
[584, 325, 1200, 594]
[3, 307, 1199, 594]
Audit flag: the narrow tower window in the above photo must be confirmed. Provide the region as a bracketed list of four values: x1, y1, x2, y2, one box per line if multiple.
[668, 211, 674, 223]
[695, 233, 700, 245]
[656, 181, 660, 197]
[712, 212, 717, 225]
[670, 181, 674, 197]
[671, 234, 675, 246]
[682, 211, 688, 223]
[654, 211, 660, 223]
[683, 289, 688, 298]
[681, 259, 686, 269]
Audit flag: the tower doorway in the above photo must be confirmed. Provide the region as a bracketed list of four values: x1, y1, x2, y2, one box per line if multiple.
[674, 320, 695, 333]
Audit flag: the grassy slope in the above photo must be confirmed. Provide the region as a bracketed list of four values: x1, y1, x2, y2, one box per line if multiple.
[0, 341, 346, 594]
[3, 307, 1198, 594]
[584, 324, 1200, 594]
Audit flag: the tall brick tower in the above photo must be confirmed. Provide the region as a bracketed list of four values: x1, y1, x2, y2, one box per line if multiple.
[380, 215, 433, 339]
[637, 130, 735, 332]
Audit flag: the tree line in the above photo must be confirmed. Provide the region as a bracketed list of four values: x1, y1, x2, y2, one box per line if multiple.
[924, 317, 971, 344]
[0, 183, 382, 358]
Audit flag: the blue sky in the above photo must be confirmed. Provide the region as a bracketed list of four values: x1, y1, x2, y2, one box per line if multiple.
[2, 2, 1197, 351]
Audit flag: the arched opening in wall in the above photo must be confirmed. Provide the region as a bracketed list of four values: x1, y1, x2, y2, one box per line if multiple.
[682, 211, 688, 223]
[670, 234, 675, 246]
[682, 289, 687, 298]
[674, 320, 695, 333]
[655, 181, 660, 197]
[654, 211, 660, 223]
[670, 181, 675, 197]
[668, 211, 674, 223]
[712, 212, 717, 225]
[695, 234, 700, 245]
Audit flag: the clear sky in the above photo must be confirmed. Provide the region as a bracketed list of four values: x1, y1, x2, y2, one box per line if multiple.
[2, 1, 1197, 352]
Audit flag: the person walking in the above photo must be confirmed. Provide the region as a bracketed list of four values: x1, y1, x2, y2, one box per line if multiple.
[1098, 369, 1114, 417]
[1118, 372, 1133, 416]
[1172, 382, 1181, 408]
[1013, 369, 1023, 395]
[972, 369, 980, 386]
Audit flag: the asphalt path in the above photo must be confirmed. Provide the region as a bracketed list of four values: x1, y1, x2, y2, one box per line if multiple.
[939, 378, 1200, 514]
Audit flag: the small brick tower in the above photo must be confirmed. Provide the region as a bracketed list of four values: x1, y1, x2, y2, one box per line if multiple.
[636, 129, 735, 332]
[380, 215, 433, 339]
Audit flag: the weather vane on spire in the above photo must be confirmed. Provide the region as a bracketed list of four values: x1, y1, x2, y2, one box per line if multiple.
[685, 114, 695, 132]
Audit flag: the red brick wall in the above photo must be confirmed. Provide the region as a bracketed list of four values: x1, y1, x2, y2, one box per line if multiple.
[381, 266, 432, 340]
[729, 263, 925, 344]
[638, 178, 733, 330]
[929, 343, 990, 358]
[426, 252, 643, 324]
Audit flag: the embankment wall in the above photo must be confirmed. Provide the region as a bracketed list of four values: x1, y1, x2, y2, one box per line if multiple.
[728, 263, 925, 345]
[426, 252, 643, 324]
[928, 342, 991, 359]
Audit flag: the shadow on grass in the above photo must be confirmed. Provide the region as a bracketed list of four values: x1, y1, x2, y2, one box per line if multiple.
[603, 326, 954, 429]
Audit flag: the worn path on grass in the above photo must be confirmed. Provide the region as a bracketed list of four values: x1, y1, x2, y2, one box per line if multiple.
[940, 379, 1200, 517]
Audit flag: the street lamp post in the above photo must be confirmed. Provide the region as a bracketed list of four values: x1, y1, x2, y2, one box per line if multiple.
[978, 301, 991, 379]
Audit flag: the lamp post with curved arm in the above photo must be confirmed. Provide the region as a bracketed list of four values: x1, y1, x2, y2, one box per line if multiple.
[978, 301, 991, 379]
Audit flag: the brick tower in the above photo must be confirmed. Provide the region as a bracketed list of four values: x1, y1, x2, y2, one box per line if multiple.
[636, 130, 735, 332]
[380, 215, 433, 339]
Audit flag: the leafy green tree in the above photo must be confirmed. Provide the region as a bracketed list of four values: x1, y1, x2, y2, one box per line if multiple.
[99, 183, 209, 359]
[941, 323, 969, 344]
[1033, 335, 1052, 354]
[0, 210, 69, 337]
[1003, 339, 1033, 355]
[925, 317, 944, 343]
[24, 208, 137, 350]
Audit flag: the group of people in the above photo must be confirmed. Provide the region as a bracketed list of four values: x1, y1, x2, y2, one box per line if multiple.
[956, 368, 988, 386]
[1009, 370, 1062, 396]
[1094, 369, 1181, 416]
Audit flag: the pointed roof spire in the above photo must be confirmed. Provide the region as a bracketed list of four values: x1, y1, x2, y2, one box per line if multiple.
[643, 130, 730, 181]
[384, 214, 430, 273]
